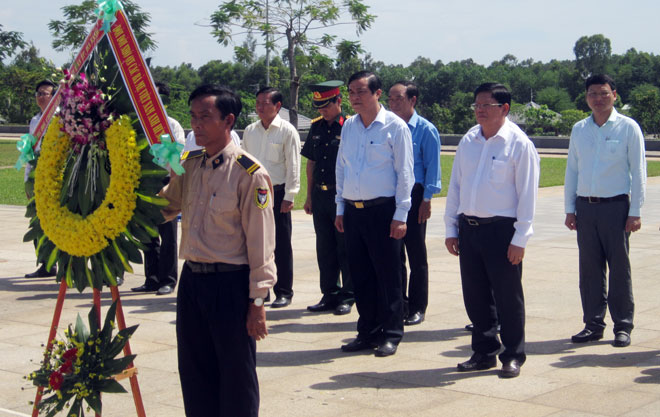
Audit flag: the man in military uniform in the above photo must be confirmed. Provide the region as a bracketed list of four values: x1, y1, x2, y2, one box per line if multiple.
[160, 84, 276, 416]
[24, 80, 58, 278]
[301, 81, 353, 316]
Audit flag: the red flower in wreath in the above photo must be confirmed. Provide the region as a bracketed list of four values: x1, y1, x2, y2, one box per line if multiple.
[49, 371, 63, 390]
[62, 348, 78, 362]
[59, 360, 73, 374]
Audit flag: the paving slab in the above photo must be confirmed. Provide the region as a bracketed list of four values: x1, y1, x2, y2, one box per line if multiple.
[1, 178, 660, 416]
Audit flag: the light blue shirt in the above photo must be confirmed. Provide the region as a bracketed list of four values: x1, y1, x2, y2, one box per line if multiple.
[336, 105, 414, 222]
[408, 111, 441, 199]
[564, 109, 646, 217]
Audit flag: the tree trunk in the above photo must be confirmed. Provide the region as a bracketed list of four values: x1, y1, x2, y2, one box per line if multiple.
[286, 29, 299, 129]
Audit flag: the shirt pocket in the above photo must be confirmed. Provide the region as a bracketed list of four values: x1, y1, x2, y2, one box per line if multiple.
[604, 139, 622, 158]
[208, 193, 239, 235]
[489, 159, 510, 183]
[267, 143, 283, 162]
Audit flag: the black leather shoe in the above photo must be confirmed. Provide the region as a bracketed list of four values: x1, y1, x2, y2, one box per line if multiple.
[157, 285, 174, 295]
[499, 359, 521, 378]
[307, 299, 335, 312]
[457, 354, 497, 372]
[341, 338, 376, 352]
[131, 284, 158, 293]
[375, 341, 397, 357]
[571, 328, 604, 343]
[404, 311, 425, 326]
[334, 303, 352, 316]
[25, 266, 57, 278]
[270, 296, 291, 308]
[613, 331, 631, 347]
[465, 323, 501, 332]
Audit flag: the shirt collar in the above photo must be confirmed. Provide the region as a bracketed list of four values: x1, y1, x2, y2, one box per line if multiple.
[590, 108, 619, 126]
[407, 110, 420, 129]
[478, 117, 513, 142]
[203, 141, 237, 169]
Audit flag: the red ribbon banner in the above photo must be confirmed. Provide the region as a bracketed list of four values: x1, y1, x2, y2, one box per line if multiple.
[107, 10, 171, 145]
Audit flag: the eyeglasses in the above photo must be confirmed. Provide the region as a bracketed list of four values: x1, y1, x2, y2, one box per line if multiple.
[35, 91, 52, 97]
[471, 103, 503, 110]
[587, 92, 612, 98]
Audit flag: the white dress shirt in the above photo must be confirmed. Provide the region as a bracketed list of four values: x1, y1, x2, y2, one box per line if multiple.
[335, 105, 414, 222]
[444, 118, 540, 248]
[242, 114, 301, 202]
[184, 130, 241, 152]
[564, 109, 646, 217]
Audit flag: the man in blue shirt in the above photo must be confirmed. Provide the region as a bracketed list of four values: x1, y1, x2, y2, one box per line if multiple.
[388, 81, 441, 326]
[335, 71, 414, 357]
[565, 74, 646, 348]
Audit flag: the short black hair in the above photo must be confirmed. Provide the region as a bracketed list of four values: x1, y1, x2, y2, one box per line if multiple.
[392, 80, 419, 101]
[585, 74, 616, 92]
[35, 79, 57, 92]
[474, 83, 511, 107]
[256, 87, 283, 105]
[155, 81, 170, 96]
[188, 84, 242, 129]
[348, 71, 381, 94]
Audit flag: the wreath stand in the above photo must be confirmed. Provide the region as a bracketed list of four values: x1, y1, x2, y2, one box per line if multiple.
[32, 280, 146, 417]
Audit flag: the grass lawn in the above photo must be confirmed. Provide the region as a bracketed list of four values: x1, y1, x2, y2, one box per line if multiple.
[2, 140, 659, 208]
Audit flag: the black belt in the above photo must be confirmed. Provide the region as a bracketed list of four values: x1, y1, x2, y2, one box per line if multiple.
[460, 214, 513, 226]
[315, 183, 335, 191]
[577, 194, 628, 204]
[345, 196, 393, 209]
[186, 261, 249, 274]
[273, 184, 285, 191]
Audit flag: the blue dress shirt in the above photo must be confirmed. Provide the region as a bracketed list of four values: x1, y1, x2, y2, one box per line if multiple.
[564, 109, 646, 217]
[336, 106, 414, 222]
[408, 111, 442, 200]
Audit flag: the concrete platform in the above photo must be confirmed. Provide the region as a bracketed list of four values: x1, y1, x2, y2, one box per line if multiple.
[2, 179, 660, 416]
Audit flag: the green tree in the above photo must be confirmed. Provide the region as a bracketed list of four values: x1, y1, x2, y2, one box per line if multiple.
[629, 84, 660, 134]
[48, 0, 156, 53]
[0, 24, 27, 64]
[210, 0, 375, 128]
[426, 103, 453, 134]
[535, 86, 575, 112]
[574, 34, 611, 78]
[522, 104, 559, 136]
[556, 109, 588, 136]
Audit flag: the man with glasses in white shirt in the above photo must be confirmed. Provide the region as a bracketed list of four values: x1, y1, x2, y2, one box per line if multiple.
[444, 83, 539, 378]
[565, 74, 646, 349]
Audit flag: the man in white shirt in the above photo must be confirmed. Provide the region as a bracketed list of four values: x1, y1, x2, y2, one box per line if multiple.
[444, 83, 539, 378]
[24, 80, 58, 278]
[564, 74, 646, 348]
[242, 87, 301, 308]
[132, 81, 186, 296]
[335, 71, 414, 357]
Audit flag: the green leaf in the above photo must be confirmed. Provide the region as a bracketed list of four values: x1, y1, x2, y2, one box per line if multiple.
[99, 251, 117, 286]
[23, 226, 40, 243]
[95, 378, 128, 394]
[72, 256, 87, 293]
[75, 313, 89, 343]
[84, 393, 102, 414]
[117, 233, 143, 263]
[65, 257, 74, 288]
[45, 247, 59, 271]
[111, 240, 133, 273]
[90, 255, 105, 289]
[25, 199, 36, 218]
[135, 192, 170, 207]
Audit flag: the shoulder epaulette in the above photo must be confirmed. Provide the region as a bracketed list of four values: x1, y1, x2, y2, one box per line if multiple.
[181, 149, 205, 161]
[235, 154, 260, 175]
[311, 115, 323, 123]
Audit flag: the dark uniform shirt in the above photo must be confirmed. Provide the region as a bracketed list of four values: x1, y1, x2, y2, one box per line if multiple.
[300, 114, 346, 186]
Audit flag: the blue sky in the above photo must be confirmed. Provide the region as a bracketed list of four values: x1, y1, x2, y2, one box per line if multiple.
[3, 0, 660, 69]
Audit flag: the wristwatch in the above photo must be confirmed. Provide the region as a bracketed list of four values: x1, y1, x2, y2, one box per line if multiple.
[249, 297, 264, 307]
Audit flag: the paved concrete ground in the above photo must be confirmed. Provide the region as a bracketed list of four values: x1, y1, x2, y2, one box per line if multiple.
[2, 179, 660, 416]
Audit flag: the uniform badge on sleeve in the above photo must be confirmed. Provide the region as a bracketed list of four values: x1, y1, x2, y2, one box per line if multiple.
[255, 187, 269, 209]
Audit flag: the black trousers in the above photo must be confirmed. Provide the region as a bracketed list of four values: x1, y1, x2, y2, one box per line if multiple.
[576, 198, 633, 334]
[401, 184, 428, 315]
[344, 198, 404, 345]
[311, 186, 353, 304]
[458, 216, 525, 364]
[273, 186, 294, 299]
[177, 263, 259, 417]
[143, 219, 178, 288]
